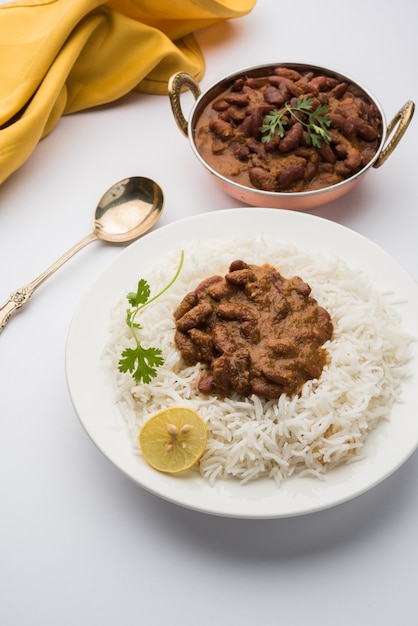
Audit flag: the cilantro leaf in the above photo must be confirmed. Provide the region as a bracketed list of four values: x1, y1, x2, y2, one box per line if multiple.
[119, 346, 164, 384]
[118, 251, 184, 385]
[260, 111, 287, 143]
[127, 279, 151, 308]
[261, 98, 332, 147]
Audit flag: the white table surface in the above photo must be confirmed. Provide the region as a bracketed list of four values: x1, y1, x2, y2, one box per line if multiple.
[1, 1, 417, 624]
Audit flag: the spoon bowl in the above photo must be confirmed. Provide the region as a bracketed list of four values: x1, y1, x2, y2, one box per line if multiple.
[0, 176, 164, 332]
[94, 176, 164, 243]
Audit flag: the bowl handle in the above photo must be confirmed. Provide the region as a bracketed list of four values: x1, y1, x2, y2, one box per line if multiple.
[168, 72, 202, 137]
[374, 100, 415, 168]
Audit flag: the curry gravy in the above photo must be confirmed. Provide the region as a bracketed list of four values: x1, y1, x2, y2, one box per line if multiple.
[174, 260, 333, 399]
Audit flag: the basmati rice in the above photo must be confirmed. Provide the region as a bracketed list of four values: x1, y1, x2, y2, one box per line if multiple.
[104, 236, 413, 486]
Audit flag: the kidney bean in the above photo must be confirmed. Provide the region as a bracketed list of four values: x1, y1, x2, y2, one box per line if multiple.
[217, 301, 256, 321]
[206, 280, 233, 301]
[231, 78, 245, 92]
[264, 85, 286, 106]
[305, 161, 317, 180]
[264, 137, 279, 153]
[188, 328, 215, 363]
[247, 137, 266, 156]
[231, 142, 251, 161]
[218, 111, 230, 123]
[317, 92, 329, 106]
[304, 75, 327, 94]
[211, 324, 237, 354]
[174, 330, 199, 365]
[295, 146, 320, 162]
[251, 108, 264, 140]
[199, 373, 217, 395]
[333, 142, 348, 159]
[368, 103, 380, 121]
[176, 300, 213, 332]
[274, 67, 302, 81]
[267, 76, 290, 101]
[194, 275, 224, 296]
[278, 122, 304, 153]
[354, 97, 369, 116]
[209, 118, 234, 141]
[173, 292, 198, 320]
[212, 352, 251, 397]
[330, 82, 348, 99]
[249, 167, 277, 191]
[317, 142, 337, 163]
[259, 360, 291, 387]
[361, 146, 378, 164]
[245, 77, 266, 89]
[266, 337, 297, 358]
[239, 115, 252, 137]
[298, 71, 314, 86]
[277, 163, 305, 190]
[225, 267, 255, 287]
[224, 92, 249, 107]
[240, 320, 261, 344]
[335, 148, 362, 177]
[330, 112, 355, 136]
[227, 106, 247, 124]
[251, 105, 270, 140]
[270, 75, 304, 97]
[318, 162, 334, 174]
[330, 112, 345, 129]
[305, 75, 338, 95]
[344, 118, 356, 135]
[229, 260, 247, 271]
[212, 99, 229, 112]
[354, 119, 379, 141]
[285, 275, 312, 296]
[345, 149, 362, 171]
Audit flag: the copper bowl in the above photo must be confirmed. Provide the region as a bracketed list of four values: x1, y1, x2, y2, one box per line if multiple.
[168, 62, 414, 210]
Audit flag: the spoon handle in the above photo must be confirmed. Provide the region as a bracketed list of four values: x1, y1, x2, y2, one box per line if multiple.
[0, 231, 98, 333]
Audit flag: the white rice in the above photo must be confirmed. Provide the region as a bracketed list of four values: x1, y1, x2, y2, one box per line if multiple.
[103, 236, 413, 486]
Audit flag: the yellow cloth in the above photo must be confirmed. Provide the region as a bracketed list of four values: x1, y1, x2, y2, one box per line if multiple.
[0, 0, 255, 184]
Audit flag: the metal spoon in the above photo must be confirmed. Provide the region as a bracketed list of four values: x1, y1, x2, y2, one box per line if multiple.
[0, 176, 164, 333]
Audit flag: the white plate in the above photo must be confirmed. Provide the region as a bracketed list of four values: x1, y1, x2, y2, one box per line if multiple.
[66, 208, 418, 518]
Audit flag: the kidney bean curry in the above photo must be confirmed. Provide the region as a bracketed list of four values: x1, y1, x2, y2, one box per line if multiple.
[174, 260, 333, 399]
[194, 66, 382, 193]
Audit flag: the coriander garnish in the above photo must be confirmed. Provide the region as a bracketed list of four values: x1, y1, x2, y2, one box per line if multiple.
[118, 251, 184, 384]
[260, 97, 332, 147]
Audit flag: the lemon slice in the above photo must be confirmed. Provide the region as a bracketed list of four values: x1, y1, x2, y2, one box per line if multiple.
[139, 407, 207, 474]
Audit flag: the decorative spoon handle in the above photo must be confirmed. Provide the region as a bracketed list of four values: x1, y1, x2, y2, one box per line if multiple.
[0, 232, 98, 333]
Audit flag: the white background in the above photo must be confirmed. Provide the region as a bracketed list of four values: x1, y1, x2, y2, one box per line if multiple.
[0, 1, 417, 625]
